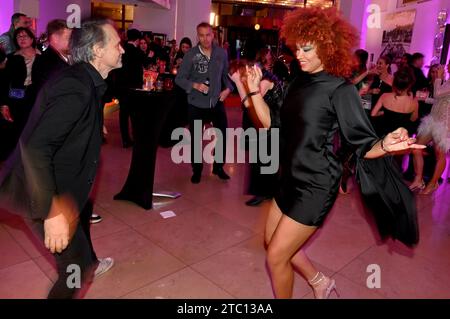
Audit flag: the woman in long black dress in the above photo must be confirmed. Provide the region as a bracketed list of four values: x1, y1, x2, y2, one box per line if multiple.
[243, 7, 424, 299]
[229, 57, 283, 206]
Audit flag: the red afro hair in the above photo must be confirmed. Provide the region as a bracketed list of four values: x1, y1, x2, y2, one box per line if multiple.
[281, 6, 359, 78]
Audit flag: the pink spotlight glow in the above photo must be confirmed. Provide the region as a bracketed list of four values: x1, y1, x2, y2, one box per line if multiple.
[0, 0, 14, 35]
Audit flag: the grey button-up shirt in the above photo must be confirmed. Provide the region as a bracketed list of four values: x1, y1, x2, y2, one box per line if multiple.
[175, 44, 233, 109]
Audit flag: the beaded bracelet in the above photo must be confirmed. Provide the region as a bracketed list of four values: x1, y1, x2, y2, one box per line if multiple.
[241, 90, 260, 105]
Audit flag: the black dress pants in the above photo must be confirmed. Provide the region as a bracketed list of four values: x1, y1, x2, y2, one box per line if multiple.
[188, 102, 228, 174]
[27, 199, 98, 299]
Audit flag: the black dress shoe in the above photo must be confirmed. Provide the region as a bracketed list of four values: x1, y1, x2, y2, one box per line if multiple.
[245, 196, 270, 206]
[212, 167, 230, 180]
[191, 172, 201, 184]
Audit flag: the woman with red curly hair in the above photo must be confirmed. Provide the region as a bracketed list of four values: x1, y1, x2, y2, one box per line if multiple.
[243, 7, 424, 299]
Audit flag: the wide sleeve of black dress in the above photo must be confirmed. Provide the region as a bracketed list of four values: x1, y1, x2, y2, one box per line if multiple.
[332, 84, 419, 247]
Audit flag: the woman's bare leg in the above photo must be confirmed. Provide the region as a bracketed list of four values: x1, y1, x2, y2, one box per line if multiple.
[411, 134, 432, 187]
[422, 146, 447, 193]
[265, 201, 318, 280]
[265, 200, 318, 298]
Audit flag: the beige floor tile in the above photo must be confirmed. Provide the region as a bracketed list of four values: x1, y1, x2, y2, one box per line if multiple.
[84, 229, 186, 298]
[0, 216, 48, 259]
[122, 267, 234, 299]
[0, 224, 31, 270]
[134, 206, 254, 264]
[0, 260, 53, 298]
[96, 196, 196, 228]
[338, 244, 450, 299]
[203, 195, 271, 233]
[33, 254, 58, 283]
[192, 234, 334, 299]
[302, 218, 376, 273]
[90, 206, 131, 240]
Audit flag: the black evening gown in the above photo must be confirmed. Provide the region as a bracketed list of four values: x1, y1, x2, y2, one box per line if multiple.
[377, 108, 413, 137]
[274, 71, 419, 246]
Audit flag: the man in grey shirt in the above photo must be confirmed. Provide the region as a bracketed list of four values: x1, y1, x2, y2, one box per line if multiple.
[0, 13, 30, 55]
[175, 22, 234, 184]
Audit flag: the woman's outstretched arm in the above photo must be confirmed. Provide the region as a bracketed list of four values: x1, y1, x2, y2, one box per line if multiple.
[245, 65, 272, 129]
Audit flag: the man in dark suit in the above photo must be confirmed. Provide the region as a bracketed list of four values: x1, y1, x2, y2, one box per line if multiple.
[32, 19, 103, 225]
[0, 19, 124, 298]
[410, 52, 428, 95]
[115, 28, 145, 148]
[32, 19, 71, 92]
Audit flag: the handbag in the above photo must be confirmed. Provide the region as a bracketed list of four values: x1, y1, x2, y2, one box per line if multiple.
[8, 87, 26, 99]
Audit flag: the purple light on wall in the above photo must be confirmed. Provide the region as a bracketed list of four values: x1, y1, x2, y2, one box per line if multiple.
[0, 0, 14, 34]
[359, 0, 370, 50]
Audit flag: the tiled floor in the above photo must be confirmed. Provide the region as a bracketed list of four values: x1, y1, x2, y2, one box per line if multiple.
[1, 101, 449, 299]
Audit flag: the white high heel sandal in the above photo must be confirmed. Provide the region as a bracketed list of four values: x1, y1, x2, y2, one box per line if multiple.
[308, 272, 340, 299]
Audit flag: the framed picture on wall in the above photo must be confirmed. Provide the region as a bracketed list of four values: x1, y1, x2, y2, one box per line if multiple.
[379, 10, 416, 65]
[397, 0, 431, 8]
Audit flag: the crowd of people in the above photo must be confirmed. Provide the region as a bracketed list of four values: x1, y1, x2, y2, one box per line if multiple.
[346, 49, 449, 195]
[0, 5, 448, 300]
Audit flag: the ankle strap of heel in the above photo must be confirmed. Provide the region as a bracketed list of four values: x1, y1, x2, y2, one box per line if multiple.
[308, 272, 325, 286]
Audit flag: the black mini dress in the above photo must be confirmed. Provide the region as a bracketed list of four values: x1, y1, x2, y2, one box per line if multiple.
[275, 71, 379, 226]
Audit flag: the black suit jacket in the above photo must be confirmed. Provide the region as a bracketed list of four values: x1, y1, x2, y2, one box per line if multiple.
[32, 46, 70, 93]
[411, 66, 428, 94]
[0, 62, 106, 220]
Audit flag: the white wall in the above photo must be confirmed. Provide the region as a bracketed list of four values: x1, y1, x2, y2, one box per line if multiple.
[133, 0, 210, 43]
[15, 0, 39, 19]
[133, 0, 178, 38]
[175, 0, 210, 44]
[4, 0, 210, 45]
[6, 0, 91, 36]
[339, 0, 371, 49]
[0, 0, 15, 34]
[36, 0, 91, 35]
[364, 0, 450, 68]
